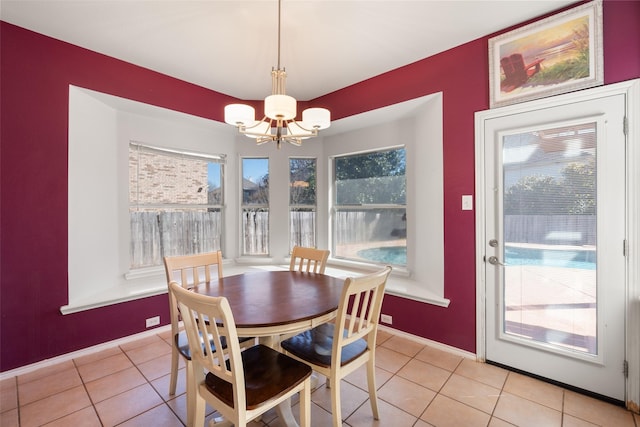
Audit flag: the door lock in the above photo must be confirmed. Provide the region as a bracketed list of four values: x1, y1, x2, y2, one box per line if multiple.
[489, 239, 498, 247]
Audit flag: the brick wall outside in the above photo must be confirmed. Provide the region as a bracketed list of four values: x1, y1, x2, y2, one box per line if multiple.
[129, 150, 208, 205]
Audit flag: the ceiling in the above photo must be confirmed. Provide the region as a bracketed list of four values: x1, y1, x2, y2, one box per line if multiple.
[1, 0, 575, 101]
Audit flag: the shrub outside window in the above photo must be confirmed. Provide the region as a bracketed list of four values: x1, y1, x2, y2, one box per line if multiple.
[333, 147, 406, 266]
[242, 158, 269, 255]
[289, 158, 317, 251]
[129, 143, 224, 268]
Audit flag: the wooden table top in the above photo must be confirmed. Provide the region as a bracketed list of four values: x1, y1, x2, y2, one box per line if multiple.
[190, 270, 344, 331]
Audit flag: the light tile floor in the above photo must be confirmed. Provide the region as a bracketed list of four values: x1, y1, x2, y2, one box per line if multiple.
[1, 329, 638, 427]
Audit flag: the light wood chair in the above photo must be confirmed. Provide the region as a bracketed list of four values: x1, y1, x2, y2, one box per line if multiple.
[289, 246, 330, 274]
[281, 266, 392, 427]
[169, 281, 312, 427]
[163, 252, 253, 425]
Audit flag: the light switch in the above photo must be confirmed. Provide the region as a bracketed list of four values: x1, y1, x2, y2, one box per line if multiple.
[462, 195, 473, 211]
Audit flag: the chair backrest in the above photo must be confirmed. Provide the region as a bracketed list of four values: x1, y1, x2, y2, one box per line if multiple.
[289, 246, 330, 274]
[333, 266, 392, 358]
[168, 281, 247, 412]
[164, 251, 224, 286]
[164, 251, 224, 337]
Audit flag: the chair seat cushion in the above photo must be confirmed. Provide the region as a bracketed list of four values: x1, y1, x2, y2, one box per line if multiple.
[175, 332, 253, 360]
[204, 344, 312, 410]
[280, 323, 368, 368]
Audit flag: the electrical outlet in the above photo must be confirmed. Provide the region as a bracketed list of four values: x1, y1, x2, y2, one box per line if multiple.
[380, 314, 392, 324]
[145, 316, 160, 328]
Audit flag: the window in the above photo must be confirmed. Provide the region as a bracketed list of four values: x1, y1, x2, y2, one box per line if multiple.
[241, 158, 269, 255]
[289, 158, 317, 250]
[129, 143, 225, 268]
[333, 147, 406, 266]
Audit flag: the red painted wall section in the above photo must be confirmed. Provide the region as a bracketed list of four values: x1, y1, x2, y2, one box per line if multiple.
[602, 0, 640, 84]
[2, 0, 639, 371]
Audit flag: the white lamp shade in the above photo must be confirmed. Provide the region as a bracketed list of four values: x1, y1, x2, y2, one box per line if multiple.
[265, 94, 296, 120]
[225, 104, 255, 126]
[302, 107, 331, 129]
[244, 120, 271, 138]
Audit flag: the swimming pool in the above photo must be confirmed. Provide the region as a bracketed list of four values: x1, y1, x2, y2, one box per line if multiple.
[357, 246, 407, 265]
[356, 245, 595, 270]
[505, 246, 596, 270]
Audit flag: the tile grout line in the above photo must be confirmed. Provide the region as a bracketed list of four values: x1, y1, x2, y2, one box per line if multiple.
[72, 357, 104, 427]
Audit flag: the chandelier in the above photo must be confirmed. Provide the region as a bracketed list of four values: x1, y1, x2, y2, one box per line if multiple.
[224, 0, 330, 149]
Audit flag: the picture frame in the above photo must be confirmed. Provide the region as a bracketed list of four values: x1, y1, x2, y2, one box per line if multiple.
[489, 0, 603, 108]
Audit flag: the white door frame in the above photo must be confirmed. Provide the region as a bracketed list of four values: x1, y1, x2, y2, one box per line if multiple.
[474, 79, 640, 412]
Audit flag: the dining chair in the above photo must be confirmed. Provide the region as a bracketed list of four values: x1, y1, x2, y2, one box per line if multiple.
[289, 246, 330, 274]
[169, 281, 312, 427]
[163, 252, 254, 425]
[281, 266, 392, 427]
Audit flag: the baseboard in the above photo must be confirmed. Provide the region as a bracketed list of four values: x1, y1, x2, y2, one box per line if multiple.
[377, 324, 476, 360]
[0, 324, 172, 380]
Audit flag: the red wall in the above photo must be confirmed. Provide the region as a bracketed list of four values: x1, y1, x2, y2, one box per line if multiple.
[1, 0, 639, 372]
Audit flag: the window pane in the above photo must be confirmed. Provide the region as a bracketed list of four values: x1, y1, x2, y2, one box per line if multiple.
[503, 122, 597, 354]
[334, 208, 407, 266]
[129, 144, 224, 268]
[242, 158, 269, 255]
[242, 158, 269, 205]
[289, 158, 316, 205]
[289, 158, 316, 250]
[335, 148, 406, 205]
[333, 148, 407, 266]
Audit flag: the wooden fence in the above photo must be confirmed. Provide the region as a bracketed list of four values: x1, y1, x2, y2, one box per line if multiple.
[504, 215, 596, 246]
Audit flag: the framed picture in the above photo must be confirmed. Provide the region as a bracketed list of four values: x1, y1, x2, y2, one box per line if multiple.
[489, 0, 603, 108]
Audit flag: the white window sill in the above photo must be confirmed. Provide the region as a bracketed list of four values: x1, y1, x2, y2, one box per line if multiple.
[60, 261, 449, 314]
[323, 264, 450, 308]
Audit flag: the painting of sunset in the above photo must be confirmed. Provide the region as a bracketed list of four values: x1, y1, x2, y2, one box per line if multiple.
[489, 1, 602, 108]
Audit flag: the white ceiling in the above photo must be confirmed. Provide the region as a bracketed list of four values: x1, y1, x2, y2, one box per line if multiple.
[1, 0, 575, 101]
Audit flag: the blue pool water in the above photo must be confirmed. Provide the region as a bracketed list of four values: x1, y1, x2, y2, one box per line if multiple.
[357, 245, 595, 270]
[357, 246, 407, 265]
[505, 246, 596, 270]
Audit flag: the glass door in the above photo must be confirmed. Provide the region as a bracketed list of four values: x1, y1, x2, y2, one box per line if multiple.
[483, 93, 626, 400]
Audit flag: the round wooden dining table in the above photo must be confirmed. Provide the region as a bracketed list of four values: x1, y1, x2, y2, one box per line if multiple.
[190, 269, 344, 339]
[190, 269, 344, 427]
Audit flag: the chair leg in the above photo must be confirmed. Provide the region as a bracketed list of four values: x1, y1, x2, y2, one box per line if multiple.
[185, 360, 195, 427]
[193, 388, 206, 427]
[366, 357, 379, 420]
[330, 373, 342, 427]
[299, 378, 311, 427]
[169, 346, 179, 395]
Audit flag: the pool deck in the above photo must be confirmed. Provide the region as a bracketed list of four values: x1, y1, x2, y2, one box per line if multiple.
[504, 263, 596, 354]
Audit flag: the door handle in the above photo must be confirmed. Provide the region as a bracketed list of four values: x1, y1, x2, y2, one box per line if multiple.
[487, 256, 504, 266]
